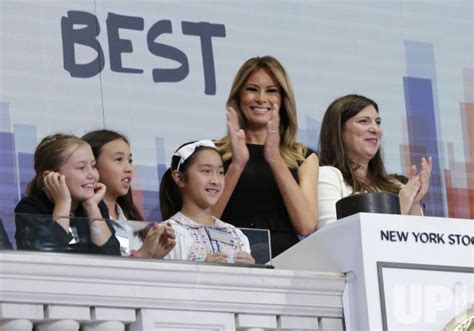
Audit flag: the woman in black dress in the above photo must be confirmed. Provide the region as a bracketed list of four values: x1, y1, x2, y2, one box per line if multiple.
[214, 56, 319, 258]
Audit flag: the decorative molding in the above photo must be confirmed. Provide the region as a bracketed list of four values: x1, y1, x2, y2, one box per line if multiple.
[0, 251, 345, 316]
[0, 251, 346, 330]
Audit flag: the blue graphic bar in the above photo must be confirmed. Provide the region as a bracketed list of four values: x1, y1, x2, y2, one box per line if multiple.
[403, 77, 444, 216]
[0, 102, 20, 215]
[403, 41, 445, 216]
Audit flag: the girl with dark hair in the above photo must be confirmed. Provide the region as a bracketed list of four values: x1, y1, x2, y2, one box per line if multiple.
[82, 129, 175, 258]
[160, 140, 254, 264]
[15, 133, 120, 255]
[317, 94, 432, 228]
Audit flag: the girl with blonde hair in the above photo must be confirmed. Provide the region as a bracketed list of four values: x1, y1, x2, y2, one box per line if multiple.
[15, 133, 120, 254]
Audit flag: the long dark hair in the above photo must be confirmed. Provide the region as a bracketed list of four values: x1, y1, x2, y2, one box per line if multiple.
[159, 144, 222, 220]
[318, 94, 400, 194]
[82, 129, 144, 221]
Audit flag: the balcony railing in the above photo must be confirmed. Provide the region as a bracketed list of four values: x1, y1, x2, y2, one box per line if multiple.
[0, 250, 345, 330]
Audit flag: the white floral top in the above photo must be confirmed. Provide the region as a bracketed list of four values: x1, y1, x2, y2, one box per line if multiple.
[163, 212, 251, 262]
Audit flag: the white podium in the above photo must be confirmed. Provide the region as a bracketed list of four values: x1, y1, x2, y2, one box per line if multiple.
[272, 213, 474, 330]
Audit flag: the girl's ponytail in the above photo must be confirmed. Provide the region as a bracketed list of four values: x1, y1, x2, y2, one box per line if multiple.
[159, 168, 182, 220]
[159, 140, 219, 220]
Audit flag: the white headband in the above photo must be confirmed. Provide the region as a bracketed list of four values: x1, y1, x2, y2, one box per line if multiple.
[173, 140, 217, 171]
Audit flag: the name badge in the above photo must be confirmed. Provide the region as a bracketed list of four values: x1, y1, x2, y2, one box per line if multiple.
[114, 226, 130, 255]
[207, 228, 236, 245]
[68, 226, 79, 244]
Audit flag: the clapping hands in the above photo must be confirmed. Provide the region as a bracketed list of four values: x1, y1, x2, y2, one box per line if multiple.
[412, 157, 432, 205]
[227, 107, 249, 168]
[263, 106, 281, 164]
[227, 105, 282, 166]
[399, 157, 432, 215]
[137, 223, 176, 258]
[152, 223, 176, 258]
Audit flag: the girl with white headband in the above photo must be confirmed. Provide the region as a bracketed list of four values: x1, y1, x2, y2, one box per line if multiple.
[159, 140, 255, 264]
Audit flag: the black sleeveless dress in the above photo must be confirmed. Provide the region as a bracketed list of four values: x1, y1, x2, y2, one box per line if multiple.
[221, 144, 313, 258]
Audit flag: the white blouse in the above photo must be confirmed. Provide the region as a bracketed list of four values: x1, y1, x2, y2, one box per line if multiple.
[318, 166, 409, 230]
[317, 166, 354, 230]
[163, 212, 251, 262]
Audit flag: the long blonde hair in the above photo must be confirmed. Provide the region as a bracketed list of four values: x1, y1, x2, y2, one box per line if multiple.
[27, 133, 86, 194]
[216, 56, 306, 168]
